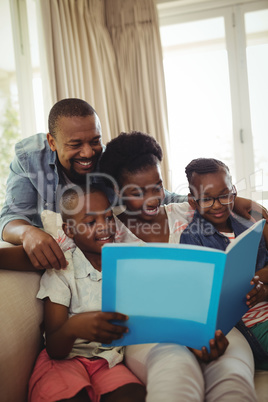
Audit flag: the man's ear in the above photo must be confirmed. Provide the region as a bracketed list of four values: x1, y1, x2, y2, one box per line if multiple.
[62, 222, 75, 239]
[47, 132, 57, 152]
[188, 193, 197, 210]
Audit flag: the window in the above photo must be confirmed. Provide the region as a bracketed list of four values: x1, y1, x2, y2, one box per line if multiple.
[0, 0, 21, 208]
[157, 0, 268, 207]
[26, 0, 46, 132]
[245, 8, 268, 206]
[0, 0, 46, 208]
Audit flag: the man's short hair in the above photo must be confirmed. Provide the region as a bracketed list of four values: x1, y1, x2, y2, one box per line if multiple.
[48, 98, 97, 138]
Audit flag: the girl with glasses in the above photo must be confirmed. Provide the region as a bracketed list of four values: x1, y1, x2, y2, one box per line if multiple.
[181, 157, 268, 371]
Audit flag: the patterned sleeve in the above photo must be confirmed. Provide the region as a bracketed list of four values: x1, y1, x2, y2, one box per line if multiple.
[37, 252, 74, 307]
[171, 202, 194, 223]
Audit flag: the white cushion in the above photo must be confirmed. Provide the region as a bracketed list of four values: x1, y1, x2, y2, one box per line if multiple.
[41, 210, 63, 237]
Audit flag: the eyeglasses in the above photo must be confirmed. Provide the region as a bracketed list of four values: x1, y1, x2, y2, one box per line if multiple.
[193, 187, 237, 209]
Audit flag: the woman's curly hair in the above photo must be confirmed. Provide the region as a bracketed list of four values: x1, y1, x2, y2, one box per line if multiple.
[99, 131, 163, 187]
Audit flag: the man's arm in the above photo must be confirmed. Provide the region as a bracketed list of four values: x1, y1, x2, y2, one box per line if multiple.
[2, 220, 67, 270]
[233, 197, 268, 248]
[0, 153, 42, 237]
[162, 189, 188, 204]
[0, 245, 36, 271]
[0, 162, 66, 269]
[233, 196, 268, 222]
[0, 143, 66, 270]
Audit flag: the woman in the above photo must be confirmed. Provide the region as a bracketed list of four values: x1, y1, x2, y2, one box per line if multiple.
[99, 131, 258, 402]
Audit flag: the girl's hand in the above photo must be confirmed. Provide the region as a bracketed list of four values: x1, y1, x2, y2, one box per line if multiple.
[189, 330, 229, 363]
[246, 275, 266, 308]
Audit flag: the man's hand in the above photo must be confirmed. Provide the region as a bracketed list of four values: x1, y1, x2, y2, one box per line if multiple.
[189, 330, 229, 363]
[22, 226, 67, 270]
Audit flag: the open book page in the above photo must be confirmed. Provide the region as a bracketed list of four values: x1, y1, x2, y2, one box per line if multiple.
[102, 244, 226, 349]
[102, 220, 265, 349]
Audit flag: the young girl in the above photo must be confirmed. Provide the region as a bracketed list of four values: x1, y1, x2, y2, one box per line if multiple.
[180, 157, 268, 370]
[28, 185, 146, 402]
[99, 131, 258, 401]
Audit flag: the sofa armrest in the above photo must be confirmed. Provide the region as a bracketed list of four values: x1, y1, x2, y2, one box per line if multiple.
[0, 258, 43, 401]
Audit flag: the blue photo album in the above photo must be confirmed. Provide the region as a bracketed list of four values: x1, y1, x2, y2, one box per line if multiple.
[102, 219, 265, 350]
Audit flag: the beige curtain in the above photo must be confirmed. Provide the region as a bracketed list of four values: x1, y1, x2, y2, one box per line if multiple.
[37, 0, 170, 187]
[37, 0, 126, 143]
[105, 0, 171, 188]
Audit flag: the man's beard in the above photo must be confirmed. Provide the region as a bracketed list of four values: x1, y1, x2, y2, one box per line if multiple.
[68, 159, 91, 184]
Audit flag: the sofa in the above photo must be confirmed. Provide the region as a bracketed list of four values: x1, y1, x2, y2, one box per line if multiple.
[0, 241, 267, 402]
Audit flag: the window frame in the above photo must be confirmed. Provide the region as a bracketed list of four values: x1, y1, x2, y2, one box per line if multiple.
[157, 0, 268, 203]
[9, 0, 37, 137]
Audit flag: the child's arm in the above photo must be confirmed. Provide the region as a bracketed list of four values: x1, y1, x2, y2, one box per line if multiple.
[246, 266, 268, 308]
[188, 330, 229, 363]
[0, 245, 36, 271]
[44, 298, 129, 359]
[256, 266, 268, 284]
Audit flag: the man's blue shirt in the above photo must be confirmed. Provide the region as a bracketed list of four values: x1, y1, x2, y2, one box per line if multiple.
[0, 133, 108, 235]
[0, 134, 59, 233]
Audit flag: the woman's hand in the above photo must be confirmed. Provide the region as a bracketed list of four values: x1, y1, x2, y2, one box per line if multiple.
[189, 330, 229, 363]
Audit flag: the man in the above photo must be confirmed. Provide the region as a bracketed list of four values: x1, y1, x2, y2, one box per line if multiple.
[0, 99, 104, 270]
[0, 98, 185, 271]
[0, 98, 266, 271]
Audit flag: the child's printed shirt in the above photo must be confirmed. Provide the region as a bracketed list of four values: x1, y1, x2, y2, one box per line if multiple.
[37, 230, 124, 368]
[242, 302, 268, 328]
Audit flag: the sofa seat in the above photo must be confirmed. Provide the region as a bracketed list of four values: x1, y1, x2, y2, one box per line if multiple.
[0, 242, 267, 401]
[0, 269, 43, 402]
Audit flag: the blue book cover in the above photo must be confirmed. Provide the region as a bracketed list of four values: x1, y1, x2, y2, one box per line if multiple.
[101, 219, 265, 349]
